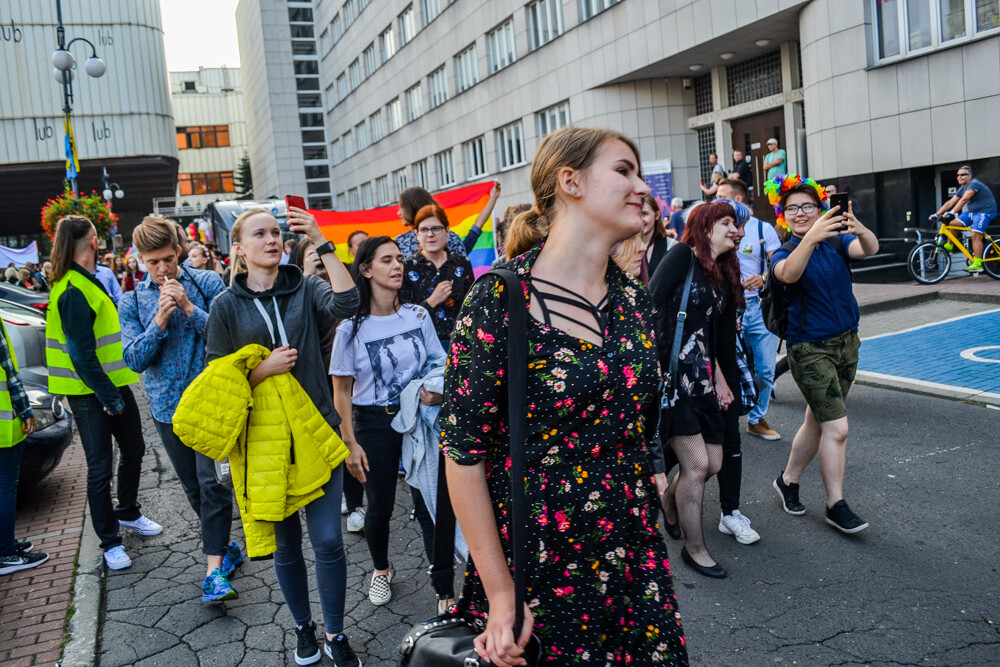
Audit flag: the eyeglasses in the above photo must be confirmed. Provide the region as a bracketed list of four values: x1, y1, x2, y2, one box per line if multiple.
[782, 203, 819, 216]
[416, 225, 447, 236]
[957, 172, 971, 177]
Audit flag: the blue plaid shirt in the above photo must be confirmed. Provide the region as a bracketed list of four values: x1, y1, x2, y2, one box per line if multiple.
[0, 322, 33, 422]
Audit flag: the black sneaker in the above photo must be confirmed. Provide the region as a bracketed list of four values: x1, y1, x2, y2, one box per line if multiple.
[294, 621, 321, 665]
[325, 633, 362, 666]
[0, 550, 49, 576]
[825, 500, 869, 534]
[15, 540, 32, 553]
[773, 473, 806, 515]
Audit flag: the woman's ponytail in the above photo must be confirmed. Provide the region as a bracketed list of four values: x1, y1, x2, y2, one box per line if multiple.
[505, 206, 550, 258]
[50, 216, 95, 283]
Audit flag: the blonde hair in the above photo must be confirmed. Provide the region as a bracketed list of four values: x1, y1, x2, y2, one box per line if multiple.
[506, 127, 641, 258]
[229, 208, 273, 285]
[611, 232, 646, 277]
[132, 215, 179, 254]
[4, 267, 16, 281]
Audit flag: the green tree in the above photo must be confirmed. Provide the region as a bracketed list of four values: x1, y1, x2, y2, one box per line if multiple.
[234, 151, 253, 199]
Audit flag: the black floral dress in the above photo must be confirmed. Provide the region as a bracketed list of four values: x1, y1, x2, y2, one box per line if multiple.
[441, 242, 688, 666]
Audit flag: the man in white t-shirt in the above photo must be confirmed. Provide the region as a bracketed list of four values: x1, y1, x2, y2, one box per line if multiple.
[718, 178, 781, 440]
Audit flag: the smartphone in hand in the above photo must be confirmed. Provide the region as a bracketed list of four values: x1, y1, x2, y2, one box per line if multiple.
[829, 192, 850, 231]
[283, 195, 306, 231]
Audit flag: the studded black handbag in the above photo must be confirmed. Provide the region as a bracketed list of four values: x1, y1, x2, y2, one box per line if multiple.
[398, 268, 540, 667]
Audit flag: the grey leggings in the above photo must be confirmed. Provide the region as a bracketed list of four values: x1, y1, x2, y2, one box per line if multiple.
[273, 468, 346, 634]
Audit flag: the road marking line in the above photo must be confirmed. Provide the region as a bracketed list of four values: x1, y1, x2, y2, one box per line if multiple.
[896, 444, 971, 465]
[855, 370, 1000, 401]
[860, 307, 1000, 341]
[960, 345, 1000, 363]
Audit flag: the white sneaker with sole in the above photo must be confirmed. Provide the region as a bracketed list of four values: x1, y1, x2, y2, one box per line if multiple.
[341, 497, 348, 515]
[104, 546, 132, 570]
[368, 567, 393, 605]
[118, 515, 163, 536]
[346, 507, 366, 533]
[718, 510, 761, 545]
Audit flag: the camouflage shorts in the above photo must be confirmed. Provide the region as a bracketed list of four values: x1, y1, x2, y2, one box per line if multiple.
[787, 331, 860, 423]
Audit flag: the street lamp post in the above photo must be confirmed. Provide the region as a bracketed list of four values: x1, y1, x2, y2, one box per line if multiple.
[52, 0, 107, 196]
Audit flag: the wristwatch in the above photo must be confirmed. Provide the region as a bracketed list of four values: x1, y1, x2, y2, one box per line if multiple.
[315, 241, 337, 256]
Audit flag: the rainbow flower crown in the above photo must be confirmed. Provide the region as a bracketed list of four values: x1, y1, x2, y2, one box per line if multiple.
[763, 173, 828, 229]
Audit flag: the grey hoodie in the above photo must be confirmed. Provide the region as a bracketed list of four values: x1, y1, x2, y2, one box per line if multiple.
[205, 264, 360, 427]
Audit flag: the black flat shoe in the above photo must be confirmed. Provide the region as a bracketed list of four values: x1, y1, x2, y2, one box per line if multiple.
[681, 547, 727, 579]
[663, 515, 682, 540]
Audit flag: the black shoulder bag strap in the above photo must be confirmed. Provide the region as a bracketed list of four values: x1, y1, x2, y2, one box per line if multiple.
[758, 219, 767, 276]
[431, 267, 529, 636]
[669, 253, 696, 384]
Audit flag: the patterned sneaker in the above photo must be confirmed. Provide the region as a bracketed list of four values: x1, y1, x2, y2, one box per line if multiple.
[103, 546, 132, 570]
[15, 540, 32, 554]
[773, 473, 805, 515]
[368, 567, 393, 606]
[0, 550, 49, 575]
[825, 500, 869, 534]
[118, 515, 163, 536]
[324, 633, 363, 666]
[719, 510, 761, 544]
[294, 621, 321, 665]
[201, 568, 238, 602]
[346, 507, 366, 533]
[220, 542, 243, 577]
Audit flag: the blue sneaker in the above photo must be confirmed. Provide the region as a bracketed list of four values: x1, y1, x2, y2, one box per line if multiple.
[220, 541, 243, 577]
[201, 568, 238, 602]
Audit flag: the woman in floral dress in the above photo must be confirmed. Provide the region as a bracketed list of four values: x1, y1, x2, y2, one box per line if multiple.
[442, 127, 687, 667]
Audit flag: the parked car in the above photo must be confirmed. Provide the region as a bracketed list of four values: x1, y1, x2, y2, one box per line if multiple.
[0, 299, 75, 487]
[0, 283, 48, 312]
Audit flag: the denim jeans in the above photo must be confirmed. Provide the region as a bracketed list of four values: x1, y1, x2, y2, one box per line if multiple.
[69, 387, 146, 551]
[0, 441, 24, 555]
[153, 420, 233, 556]
[274, 469, 347, 634]
[743, 297, 778, 424]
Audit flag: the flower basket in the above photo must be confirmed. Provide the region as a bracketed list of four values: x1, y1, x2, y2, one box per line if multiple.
[40, 185, 118, 241]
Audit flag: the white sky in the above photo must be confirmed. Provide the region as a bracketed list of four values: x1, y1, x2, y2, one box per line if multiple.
[160, 0, 242, 71]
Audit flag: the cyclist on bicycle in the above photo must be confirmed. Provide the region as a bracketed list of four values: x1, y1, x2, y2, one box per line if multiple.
[931, 166, 997, 273]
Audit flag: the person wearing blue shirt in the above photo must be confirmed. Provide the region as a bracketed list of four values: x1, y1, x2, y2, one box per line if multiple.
[768, 176, 879, 536]
[932, 165, 997, 273]
[119, 216, 243, 603]
[668, 197, 686, 238]
[94, 263, 123, 304]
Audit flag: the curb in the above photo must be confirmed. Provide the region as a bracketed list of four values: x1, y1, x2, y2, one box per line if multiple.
[857, 289, 1000, 316]
[60, 499, 103, 667]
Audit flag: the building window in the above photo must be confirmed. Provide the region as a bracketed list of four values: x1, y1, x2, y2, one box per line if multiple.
[332, 15, 343, 43]
[355, 121, 369, 151]
[336, 193, 347, 210]
[292, 40, 317, 56]
[696, 126, 715, 184]
[294, 60, 319, 76]
[332, 139, 343, 165]
[487, 19, 517, 73]
[454, 44, 479, 93]
[320, 29, 331, 56]
[177, 171, 235, 195]
[176, 125, 230, 149]
[412, 159, 429, 189]
[376, 175, 391, 205]
[429, 66, 448, 108]
[693, 73, 713, 115]
[343, 0, 355, 27]
[299, 92, 321, 109]
[405, 83, 424, 121]
[183, 80, 196, 92]
[288, 7, 313, 23]
[463, 136, 488, 180]
[369, 109, 384, 142]
[349, 59, 362, 89]
[387, 97, 403, 132]
[394, 167, 409, 194]
[399, 5, 417, 46]
[290, 24, 314, 39]
[434, 150, 455, 188]
[309, 196, 332, 209]
[296, 76, 319, 91]
[348, 188, 360, 209]
[359, 0, 371, 10]
[527, 0, 564, 50]
[306, 164, 330, 180]
[302, 129, 325, 144]
[361, 182, 374, 209]
[872, 0, 999, 60]
[422, 0, 442, 25]
[978, 0, 1000, 31]
[343, 131, 354, 158]
[580, 0, 620, 21]
[299, 112, 323, 128]
[536, 101, 570, 138]
[336, 73, 348, 102]
[363, 43, 377, 77]
[495, 121, 526, 171]
[726, 49, 782, 106]
[303, 145, 327, 161]
[380, 24, 397, 62]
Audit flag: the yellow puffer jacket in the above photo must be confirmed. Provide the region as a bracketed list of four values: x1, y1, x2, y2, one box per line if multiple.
[173, 344, 350, 558]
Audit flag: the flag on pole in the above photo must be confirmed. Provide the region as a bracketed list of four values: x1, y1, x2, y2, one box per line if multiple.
[64, 116, 79, 180]
[310, 181, 497, 276]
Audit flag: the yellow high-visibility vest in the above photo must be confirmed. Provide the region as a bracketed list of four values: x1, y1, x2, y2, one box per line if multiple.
[45, 269, 138, 396]
[0, 319, 26, 447]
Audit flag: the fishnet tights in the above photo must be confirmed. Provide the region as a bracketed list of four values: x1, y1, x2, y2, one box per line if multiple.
[663, 434, 723, 562]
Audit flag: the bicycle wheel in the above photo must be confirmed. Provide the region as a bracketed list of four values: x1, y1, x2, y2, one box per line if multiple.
[983, 240, 1000, 280]
[907, 242, 951, 284]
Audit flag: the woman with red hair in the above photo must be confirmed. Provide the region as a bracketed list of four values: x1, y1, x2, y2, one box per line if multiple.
[649, 200, 742, 579]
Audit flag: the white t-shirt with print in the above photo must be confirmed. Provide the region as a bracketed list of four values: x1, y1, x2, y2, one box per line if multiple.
[330, 304, 444, 406]
[738, 217, 781, 298]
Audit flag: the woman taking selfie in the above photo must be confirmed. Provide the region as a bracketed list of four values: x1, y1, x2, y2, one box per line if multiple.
[649, 201, 742, 580]
[204, 205, 362, 667]
[442, 127, 687, 666]
[330, 236, 446, 608]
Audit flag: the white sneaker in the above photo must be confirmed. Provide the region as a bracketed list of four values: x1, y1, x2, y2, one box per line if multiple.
[718, 510, 761, 545]
[104, 546, 132, 570]
[347, 507, 366, 533]
[341, 497, 348, 515]
[368, 567, 392, 606]
[118, 515, 163, 536]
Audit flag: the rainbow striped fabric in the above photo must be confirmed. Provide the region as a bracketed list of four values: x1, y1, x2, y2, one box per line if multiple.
[311, 181, 497, 277]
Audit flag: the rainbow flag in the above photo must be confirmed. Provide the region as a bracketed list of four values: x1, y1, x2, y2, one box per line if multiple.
[311, 181, 496, 277]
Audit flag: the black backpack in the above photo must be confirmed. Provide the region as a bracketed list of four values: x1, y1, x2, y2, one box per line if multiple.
[760, 235, 851, 338]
